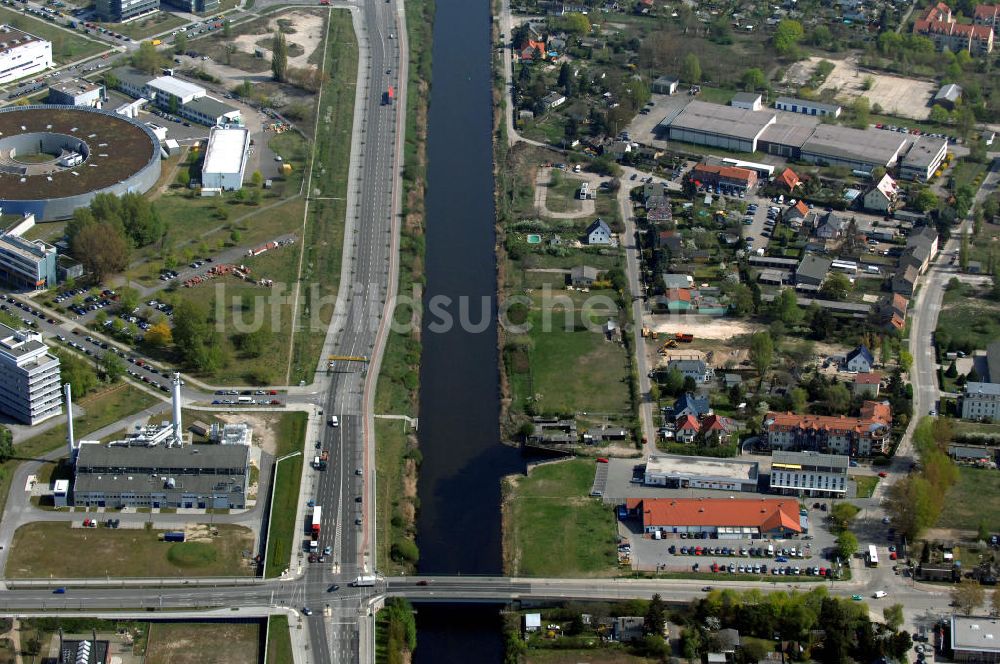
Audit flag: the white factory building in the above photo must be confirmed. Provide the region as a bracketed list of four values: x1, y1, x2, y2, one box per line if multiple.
[0, 25, 52, 85]
[0, 323, 62, 424]
[201, 127, 251, 191]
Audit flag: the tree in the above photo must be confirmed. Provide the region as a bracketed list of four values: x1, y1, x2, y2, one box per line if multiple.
[851, 96, 871, 129]
[0, 425, 12, 463]
[174, 31, 187, 55]
[559, 12, 590, 35]
[171, 299, 213, 363]
[790, 387, 808, 413]
[24, 637, 40, 657]
[251, 170, 264, 188]
[960, 231, 970, 270]
[145, 320, 173, 347]
[234, 329, 270, 358]
[825, 382, 851, 414]
[820, 272, 852, 300]
[979, 520, 990, 543]
[661, 367, 685, 397]
[645, 593, 666, 635]
[836, 530, 859, 560]
[914, 188, 939, 213]
[56, 349, 99, 397]
[773, 288, 802, 326]
[830, 502, 860, 531]
[773, 19, 805, 56]
[177, 170, 191, 188]
[862, 75, 875, 91]
[132, 41, 166, 74]
[952, 579, 985, 615]
[99, 352, 126, 382]
[741, 67, 766, 91]
[929, 104, 951, 125]
[749, 331, 774, 378]
[72, 222, 129, 281]
[222, 20, 232, 38]
[681, 53, 701, 83]
[883, 603, 905, 631]
[271, 31, 289, 82]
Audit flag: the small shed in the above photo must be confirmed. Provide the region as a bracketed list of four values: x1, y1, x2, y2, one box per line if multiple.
[524, 613, 541, 633]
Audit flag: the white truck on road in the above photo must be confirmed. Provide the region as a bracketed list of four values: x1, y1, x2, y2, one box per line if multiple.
[352, 575, 377, 587]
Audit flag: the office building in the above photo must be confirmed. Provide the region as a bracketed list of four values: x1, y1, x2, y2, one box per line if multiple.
[0, 25, 52, 85]
[111, 68, 242, 127]
[769, 450, 849, 497]
[950, 616, 1000, 663]
[0, 230, 57, 290]
[48, 78, 105, 108]
[94, 0, 159, 23]
[775, 96, 842, 118]
[0, 323, 62, 425]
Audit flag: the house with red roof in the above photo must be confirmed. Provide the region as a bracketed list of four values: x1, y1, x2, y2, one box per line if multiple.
[519, 40, 547, 61]
[775, 168, 800, 192]
[699, 414, 740, 444]
[914, 2, 994, 54]
[763, 400, 892, 456]
[974, 4, 1000, 33]
[852, 373, 882, 397]
[676, 414, 700, 443]
[623, 497, 803, 538]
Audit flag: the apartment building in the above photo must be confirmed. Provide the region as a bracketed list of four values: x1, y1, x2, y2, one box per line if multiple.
[762, 401, 892, 456]
[914, 3, 994, 55]
[961, 382, 1000, 421]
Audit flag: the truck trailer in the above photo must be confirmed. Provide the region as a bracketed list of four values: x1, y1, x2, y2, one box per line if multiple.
[352, 575, 377, 587]
[311, 506, 322, 537]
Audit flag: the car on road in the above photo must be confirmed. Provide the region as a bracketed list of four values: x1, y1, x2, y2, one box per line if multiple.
[302, 607, 313, 616]
[701, 586, 712, 591]
[882, 516, 891, 524]
[416, 580, 430, 586]
[851, 594, 863, 601]
[596, 457, 609, 463]
[328, 584, 340, 592]
[873, 591, 888, 598]
[53, 587, 66, 594]
[324, 546, 332, 555]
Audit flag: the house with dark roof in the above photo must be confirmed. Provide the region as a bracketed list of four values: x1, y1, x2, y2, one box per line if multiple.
[569, 265, 600, 287]
[585, 218, 613, 245]
[845, 345, 874, 373]
[667, 357, 714, 382]
[892, 264, 919, 296]
[662, 273, 694, 289]
[673, 392, 711, 420]
[933, 83, 963, 109]
[795, 254, 831, 288]
[656, 230, 685, 256]
[651, 75, 680, 95]
[814, 211, 847, 239]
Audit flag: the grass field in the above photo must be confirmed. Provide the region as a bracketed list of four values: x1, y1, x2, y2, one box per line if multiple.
[953, 421, 1000, 436]
[262, 412, 307, 578]
[935, 297, 1000, 355]
[99, 11, 187, 40]
[0, 7, 105, 62]
[543, 175, 585, 214]
[375, 419, 418, 574]
[287, 8, 356, 385]
[6, 523, 254, 578]
[145, 622, 258, 664]
[266, 616, 293, 664]
[504, 459, 618, 577]
[507, 291, 630, 415]
[853, 475, 879, 498]
[0, 384, 161, 519]
[938, 466, 1000, 531]
[527, 650, 658, 663]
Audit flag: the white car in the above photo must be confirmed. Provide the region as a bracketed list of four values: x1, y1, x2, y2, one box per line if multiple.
[873, 591, 888, 599]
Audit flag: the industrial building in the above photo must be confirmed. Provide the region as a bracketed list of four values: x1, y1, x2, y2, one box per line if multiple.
[762, 401, 892, 456]
[622, 497, 803, 538]
[111, 68, 242, 127]
[660, 101, 777, 153]
[0, 25, 52, 85]
[201, 127, 251, 191]
[950, 616, 1000, 663]
[774, 96, 841, 118]
[70, 376, 251, 509]
[160, 0, 218, 13]
[961, 382, 1000, 421]
[769, 450, 849, 497]
[94, 0, 159, 23]
[642, 454, 759, 492]
[798, 124, 909, 171]
[0, 323, 62, 424]
[48, 78, 105, 108]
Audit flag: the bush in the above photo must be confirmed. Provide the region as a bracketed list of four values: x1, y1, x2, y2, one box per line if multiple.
[390, 539, 419, 564]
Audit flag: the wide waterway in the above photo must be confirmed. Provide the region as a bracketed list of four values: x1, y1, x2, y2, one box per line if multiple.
[412, 0, 521, 660]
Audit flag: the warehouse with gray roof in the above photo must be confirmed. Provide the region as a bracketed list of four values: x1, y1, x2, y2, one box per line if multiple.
[659, 101, 776, 152]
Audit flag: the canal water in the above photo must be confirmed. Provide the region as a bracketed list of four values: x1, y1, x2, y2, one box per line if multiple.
[413, 0, 521, 660]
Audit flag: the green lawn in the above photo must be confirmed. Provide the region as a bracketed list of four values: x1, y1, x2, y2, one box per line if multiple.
[853, 475, 879, 499]
[938, 466, 1000, 531]
[266, 616, 293, 664]
[504, 459, 618, 577]
[0, 7, 105, 63]
[950, 160, 987, 191]
[526, 649, 658, 663]
[507, 291, 630, 415]
[543, 174, 586, 214]
[5, 523, 254, 578]
[146, 622, 258, 664]
[935, 298, 1000, 355]
[953, 421, 1000, 436]
[263, 413, 307, 578]
[99, 11, 188, 40]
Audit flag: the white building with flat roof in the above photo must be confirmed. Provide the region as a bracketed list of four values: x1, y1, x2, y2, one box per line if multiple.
[201, 127, 250, 191]
[146, 75, 205, 107]
[0, 323, 62, 424]
[951, 616, 1000, 663]
[0, 25, 52, 85]
[643, 454, 759, 492]
[769, 450, 849, 497]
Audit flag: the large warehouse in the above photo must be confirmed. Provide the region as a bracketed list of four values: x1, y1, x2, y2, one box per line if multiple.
[660, 101, 776, 152]
[202, 127, 251, 191]
[623, 497, 803, 539]
[643, 454, 759, 492]
[0, 106, 161, 220]
[798, 124, 909, 171]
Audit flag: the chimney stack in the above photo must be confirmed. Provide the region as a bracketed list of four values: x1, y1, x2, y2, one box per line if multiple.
[171, 373, 183, 446]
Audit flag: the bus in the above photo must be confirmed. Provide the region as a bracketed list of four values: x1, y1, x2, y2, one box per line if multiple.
[311, 506, 322, 538]
[867, 544, 879, 567]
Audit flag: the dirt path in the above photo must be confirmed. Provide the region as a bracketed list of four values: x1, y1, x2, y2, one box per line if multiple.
[533, 167, 596, 219]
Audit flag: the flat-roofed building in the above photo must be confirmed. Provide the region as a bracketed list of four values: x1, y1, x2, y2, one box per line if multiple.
[181, 95, 242, 127]
[769, 450, 849, 497]
[731, 92, 763, 111]
[0, 231, 57, 290]
[623, 497, 802, 538]
[900, 136, 949, 181]
[775, 96, 842, 118]
[48, 78, 105, 108]
[643, 453, 759, 492]
[0, 25, 52, 85]
[660, 100, 776, 153]
[72, 443, 249, 509]
[0, 323, 61, 424]
[950, 615, 1000, 663]
[962, 382, 1000, 421]
[800, 124, 909, 171]
[201, 127, 250, 191]
[146, 75, 205, 108]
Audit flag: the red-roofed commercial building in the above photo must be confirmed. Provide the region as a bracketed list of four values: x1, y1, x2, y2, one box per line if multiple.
[914, 3, 994, 54]
[690, 163, 758, 193]
[623, 497, 803, 538]
[763, 400, 892, 456]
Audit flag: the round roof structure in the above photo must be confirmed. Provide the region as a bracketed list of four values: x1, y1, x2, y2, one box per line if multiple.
[0, 105, 160, 219]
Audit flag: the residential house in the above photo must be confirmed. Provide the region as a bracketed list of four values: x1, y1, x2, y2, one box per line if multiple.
[667, 357, 714, 383]
[569, 265, 600, 287]
[663, 288, 693, 312]
[862, 174, 899, 213]
[717, 629, 741, 655]
[913, 2, 994, 54]
[690, 163, 758, 193]
[795, 254, 831, 289]
[603, 140, 633, 160]
[676, 414, 701, 443]
[961, 382, 1000, 421]
[585, 219, 612, 245]
[762, 400, 893, 456]
[519, 40, 547, 61]
[785, 200, 811, 226]
[905, 225, 939, 272]
[699, 414, 739, 444]
[901, 243, 932, 273]
[880, 293, 909, 331]
[933, 83, 963, 110]
[647, 205, 672, 222]
[731, 92, 764, 111]
[892, 264, 918, 296]
[541, 92, 566, 109]
[974, 3, 1000, 33]
[853, 372, 882, 397]
[613, 617, 646, 643]
[775, 167, 800, 192]
[673, 392, 711, 420]
[652, 75, 680, 95]
[662, 273, 694, 289]
[656, 230, 685, 256]
[845, 345, 875, 373]
[814, 211, 847, 239]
